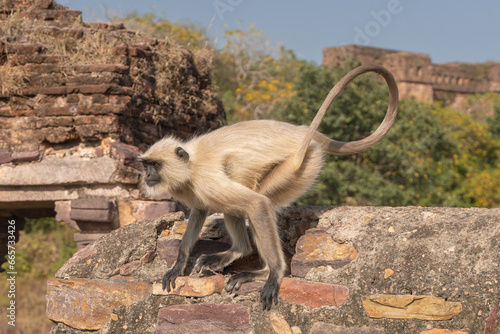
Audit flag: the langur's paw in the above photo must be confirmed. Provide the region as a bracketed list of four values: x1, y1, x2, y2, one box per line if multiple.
[261, 279, 280, 310]
[225, 271, 255, 292]
[162, 267, 182, 292]
[194, 254, 224, 272]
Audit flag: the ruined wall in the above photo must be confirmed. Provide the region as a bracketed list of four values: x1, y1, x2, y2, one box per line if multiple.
[47, 206, 499, 333]
[0, 0, 225, 248]
[323, 45, 500, 114]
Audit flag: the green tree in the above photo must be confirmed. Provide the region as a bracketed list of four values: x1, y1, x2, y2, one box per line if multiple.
[216, 24, 303, 122]
[271, 64, 472, 207]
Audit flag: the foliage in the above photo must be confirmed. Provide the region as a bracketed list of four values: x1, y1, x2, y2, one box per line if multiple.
[272, 64, 500, 208]
[2, 218, 77, 277]
[489, 104, 500, 138]
[216, 24, 303, 122]
[117, 11, 209, 48]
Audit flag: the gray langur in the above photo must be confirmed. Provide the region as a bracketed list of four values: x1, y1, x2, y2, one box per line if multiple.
[138, 64, 399, 310]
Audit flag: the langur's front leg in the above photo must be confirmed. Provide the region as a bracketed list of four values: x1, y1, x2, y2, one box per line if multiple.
[225, 195, 286, 310]
[162, 208, 207, 291]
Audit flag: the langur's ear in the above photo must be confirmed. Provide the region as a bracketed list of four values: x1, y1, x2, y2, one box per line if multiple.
[175, 147, 190, 162]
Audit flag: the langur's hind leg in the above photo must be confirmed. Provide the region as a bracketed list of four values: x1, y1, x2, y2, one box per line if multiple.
[194, 214, 253, 272]
[225, 196, 286, 310]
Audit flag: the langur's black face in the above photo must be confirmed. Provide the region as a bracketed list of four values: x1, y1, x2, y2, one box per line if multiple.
[141, 160, 162, 187]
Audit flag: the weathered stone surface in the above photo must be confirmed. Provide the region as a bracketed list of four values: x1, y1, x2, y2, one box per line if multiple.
[362, 295, 462, 320]
[314, 206, 499, 333]
[69, 199, 117, 231]
[45, 207, 500, 333]
[233, 281, 265, 296]
[118, 200, 177, 226]
[140, 250, 156, 263]
[110, 141, 142, 170]
[120, 260, 142, 276]
[46, 277, 151, 330]
[54, 200, 80, 230]
[71, 198, 113, 210]
[0, 156, 117, 186]
[60, 245, 98, 271]
[0, 184, 131, 203]
[384, 268, 394, 279]
[74, 64, 129, 74]
[11, 150, 40, 164]
[269, 312, 293, 334]
[172, 220, 188, 235]
[419, 330, 468, 334]
[310, 322, 384, 334]
[291, 232, 358, 277]
[156, 238, 181, 266]
[156, 303, 252, 334]
[55, 214, 181, 281]
[0, 148, 12, 164]
[70, 208, 113, 223]
[280, 278, 349, 309]
[152, 275, 224, 297]
[484, 301, 498, 334]
[73, 233, 108, 250]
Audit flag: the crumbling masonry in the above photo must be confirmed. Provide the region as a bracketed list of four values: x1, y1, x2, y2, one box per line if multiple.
[0, 0, 226, 248]
[323, 45, 500, 115]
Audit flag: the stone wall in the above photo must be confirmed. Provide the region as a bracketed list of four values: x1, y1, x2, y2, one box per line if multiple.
[0, 0, 225, 248]
[47, 206, 499, 333]
[323, 45, 500, 115]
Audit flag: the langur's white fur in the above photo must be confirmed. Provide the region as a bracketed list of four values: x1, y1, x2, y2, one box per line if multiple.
[138, 64, 399, 310]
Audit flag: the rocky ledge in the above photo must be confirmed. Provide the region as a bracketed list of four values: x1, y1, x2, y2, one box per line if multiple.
[47, 206, 499, 333]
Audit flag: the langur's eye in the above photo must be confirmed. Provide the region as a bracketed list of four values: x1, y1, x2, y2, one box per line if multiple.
[154, 163, 160, 170]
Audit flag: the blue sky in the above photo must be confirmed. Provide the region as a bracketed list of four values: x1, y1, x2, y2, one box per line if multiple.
[65, 0, 499, 65]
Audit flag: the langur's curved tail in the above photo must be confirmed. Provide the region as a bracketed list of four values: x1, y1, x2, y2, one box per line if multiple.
[292, 64, 399, 172]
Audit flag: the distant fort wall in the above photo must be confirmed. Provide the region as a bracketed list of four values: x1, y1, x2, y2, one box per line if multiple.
[323, 45, 500, 114]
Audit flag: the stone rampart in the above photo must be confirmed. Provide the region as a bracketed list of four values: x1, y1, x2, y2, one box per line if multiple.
[47, 206, 499, 333]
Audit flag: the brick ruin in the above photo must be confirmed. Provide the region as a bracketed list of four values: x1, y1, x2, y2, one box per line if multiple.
[0, 0, 225, 248]
[323, 45, 500, 115]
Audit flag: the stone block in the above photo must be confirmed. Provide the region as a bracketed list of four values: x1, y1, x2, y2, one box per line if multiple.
[0, 185, 131, 203]
[54, 200, 79, 230]
[156, 303, 252, 334]
[280, 278, 349, 309]
[21, 9, 82, 24]
[152, 275, 225, 297]
[70, 209, 112, 223]
[117, 200, 177, 226]
[362, 295, 462, 320]
[71, 198, 113, 210]
[156, 238, 181, 266]
[40, 127, 78, 144]
[0, 149, 12, 164]
[119, 260, 142, 276]
[46, 277, 151, 330]
[11, 150, 40, 164]
[4, 43, 45, 54]
[9, 54, 61, 65]
[291, 233, 358, 277]
[232, 281, 265, 296]
[0, 156, 117, 186]
[110, 141, 142, 169]
[74, 64, 129, 74]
